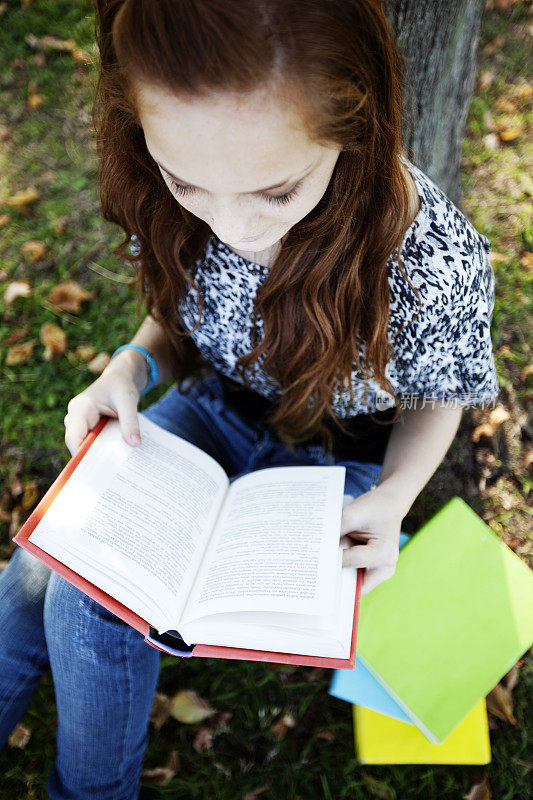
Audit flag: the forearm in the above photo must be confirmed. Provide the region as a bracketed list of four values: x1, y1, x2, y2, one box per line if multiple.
[105, 314, 175, 392]
[374, 404, 463, 517]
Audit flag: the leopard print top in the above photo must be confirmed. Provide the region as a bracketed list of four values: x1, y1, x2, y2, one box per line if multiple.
[132, 158, 499, 417]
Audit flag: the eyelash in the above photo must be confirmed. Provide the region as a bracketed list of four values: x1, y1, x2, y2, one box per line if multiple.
[169, 178, 301, 206]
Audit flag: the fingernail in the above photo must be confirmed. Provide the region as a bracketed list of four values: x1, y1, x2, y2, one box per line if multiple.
[129, 432, 141, 445]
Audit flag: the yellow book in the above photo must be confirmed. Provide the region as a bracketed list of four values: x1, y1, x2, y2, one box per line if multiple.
[353, 700, 491, 764]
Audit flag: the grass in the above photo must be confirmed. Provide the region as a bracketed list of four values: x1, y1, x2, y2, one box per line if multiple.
[0, 1, 531, 798]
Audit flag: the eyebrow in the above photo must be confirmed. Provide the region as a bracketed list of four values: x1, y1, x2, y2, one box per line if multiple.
[156, 160, 316, 194]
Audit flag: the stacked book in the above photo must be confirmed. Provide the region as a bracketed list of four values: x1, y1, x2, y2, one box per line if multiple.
[329, 497, 533, 764]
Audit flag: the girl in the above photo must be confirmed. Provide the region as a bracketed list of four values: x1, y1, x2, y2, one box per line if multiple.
[0, 1, 498, 797]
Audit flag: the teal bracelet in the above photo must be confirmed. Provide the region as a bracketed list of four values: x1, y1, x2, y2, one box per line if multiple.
[110, 345, 159, 396]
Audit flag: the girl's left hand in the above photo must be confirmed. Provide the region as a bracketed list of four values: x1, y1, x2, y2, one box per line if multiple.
[340, 487, 404, 596]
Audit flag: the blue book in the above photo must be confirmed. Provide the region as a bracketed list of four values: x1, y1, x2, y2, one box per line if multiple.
[328, 532, 412, 723]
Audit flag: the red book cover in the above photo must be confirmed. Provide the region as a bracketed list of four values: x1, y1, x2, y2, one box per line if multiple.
[13, 417, 363, 669]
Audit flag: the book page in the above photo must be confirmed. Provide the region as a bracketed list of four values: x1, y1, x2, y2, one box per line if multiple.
[29, 416, 229, 629]
[181, 465, 345, 622]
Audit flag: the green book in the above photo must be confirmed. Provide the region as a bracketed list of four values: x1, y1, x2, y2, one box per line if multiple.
[355, 497, 533, 743]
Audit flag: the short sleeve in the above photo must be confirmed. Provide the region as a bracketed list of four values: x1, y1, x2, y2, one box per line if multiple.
[448, 243, 499, 407]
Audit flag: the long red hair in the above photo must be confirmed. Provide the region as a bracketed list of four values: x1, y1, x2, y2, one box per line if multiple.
[94, 0, 420, 454]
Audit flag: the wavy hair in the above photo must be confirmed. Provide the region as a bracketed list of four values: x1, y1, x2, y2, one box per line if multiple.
[94, 0, 421, 455]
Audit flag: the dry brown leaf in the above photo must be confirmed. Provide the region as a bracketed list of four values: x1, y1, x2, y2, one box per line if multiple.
[40, 35, 76, 51]
[242, 784, 271, 800]
[520, 251, 533, 269]
[47, 280, 94, 313]
[486, 682, 516, 725]
[71, 47, 91, 64]
[0, 213, 10, 227]
[498, 127, 521, 142]
[2, 186, 40, 209]
[363, 775, 394, 799]
[462, 776, 491, 800]
[0, 269, 8, 281]
[488, 251, 508, 264]
[494, 98, 517, 114]
[513, 83, 533, 100]
[6, 340, 35, 366]
[471, 423, 495, 442]
[27, 90, 45, 108]
[150, 693, 171, 731]
[524, 450, 533, 469]
[40, 322, 67, 360]
[8, 723, 31, 748]
[20, 239, 46, 262]
[0, 123, 10, 141]
[54, 217, 67, 234]
[488, 405, 510, 427]
[10, 475, 23, 498]
[3, 326, 30, 345]
[21, 481, 39, 510]
[4, 280, 31, 304]
[74, 345, 95, 362]
[503, 663, 520, 692]
[193, 727, 214, 752]
[316, 729, 335, 741]
[271, 713, 296, 740]
[477, 71, 494, 91]
[87, 352, 110, 374]
[141, 750, 179, 787]
[169, 689, 216, 724]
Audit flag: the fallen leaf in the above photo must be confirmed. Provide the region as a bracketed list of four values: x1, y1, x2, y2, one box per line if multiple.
[0, 123, 10, 141]
[242, 784, 270, 800]
[488, 251, 508, 264]
[71, 47, 91, 64]
[8, 724, 31, 748]
[39, 35, 77, 51]
[271, 713, 296, 740]
[169, 689, 216, 724]
[141, 750, 179, 786]
[520, 252, 533, 269]
[20, 239, 46, 262]
[3, 326, 30, 345]
[47, 280, 94, 313]
[0, 213, 10, 226]
[462, 776, 491, 800]
[316, 729, 335, 741]
[4, 280, 31, 304]
[471, 423, 495, 442]
[31, 51, 46, 67]
[87, 352, 111, 374]
[0, 269, 8, 281]
[74, 345, 96, 362]
[27, 89, 45, 108]
[193, 727, 214, 752]
[54, 217, 67, 234]
[40, 322, 67, 360]
[482, 133, 499, 151]
[488, 405, 510, 427]
[503, 663, 520, 692]
[513, 83, 532, 100]
[494, 98, 517, 114]
[477, 71, 494, 91]
[498, 127, 521, 142]
[6, 340, 35, 365]
[363, 775, 394, 799]
[2, 186, 40, 209]
[486, 682, 516, 725]
[21, 481, 39, 510]
[150, 693, 171, 730]
[524, 450, 533, 469]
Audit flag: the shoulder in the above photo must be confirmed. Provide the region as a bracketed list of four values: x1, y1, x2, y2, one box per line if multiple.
[389, 158, 493, 317]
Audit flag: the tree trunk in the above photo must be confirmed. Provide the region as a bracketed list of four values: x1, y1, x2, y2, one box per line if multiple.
[384, 0, 486, 206]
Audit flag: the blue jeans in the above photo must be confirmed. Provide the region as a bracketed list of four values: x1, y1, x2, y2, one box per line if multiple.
[0, 368, 383, 799]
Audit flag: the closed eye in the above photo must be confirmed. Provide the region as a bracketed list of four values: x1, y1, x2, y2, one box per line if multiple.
[167, 178, 302, 206]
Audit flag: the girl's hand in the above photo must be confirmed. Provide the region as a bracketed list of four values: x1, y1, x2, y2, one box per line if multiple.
[63, 350, 148, 457]
[340, 487, 403, 596]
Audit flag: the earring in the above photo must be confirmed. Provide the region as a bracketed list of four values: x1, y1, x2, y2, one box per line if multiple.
[210, 217, 214, 224]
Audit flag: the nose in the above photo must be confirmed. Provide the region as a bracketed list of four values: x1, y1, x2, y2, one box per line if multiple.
[208, 201, 255, 244]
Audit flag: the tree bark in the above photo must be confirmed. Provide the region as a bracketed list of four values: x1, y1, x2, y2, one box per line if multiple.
[384, 0, 486, 206]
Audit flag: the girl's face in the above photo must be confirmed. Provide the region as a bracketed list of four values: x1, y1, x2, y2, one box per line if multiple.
[136, 82, 341, 254]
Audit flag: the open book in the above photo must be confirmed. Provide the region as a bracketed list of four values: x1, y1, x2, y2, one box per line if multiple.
[14, 415, 363, 668]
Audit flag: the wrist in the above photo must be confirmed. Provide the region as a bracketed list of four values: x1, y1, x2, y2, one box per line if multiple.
[105, 348, 149, 394]
[372, 478, 415, 519]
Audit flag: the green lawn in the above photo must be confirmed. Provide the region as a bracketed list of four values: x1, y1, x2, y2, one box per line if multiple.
[0, 1, 531, 798]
